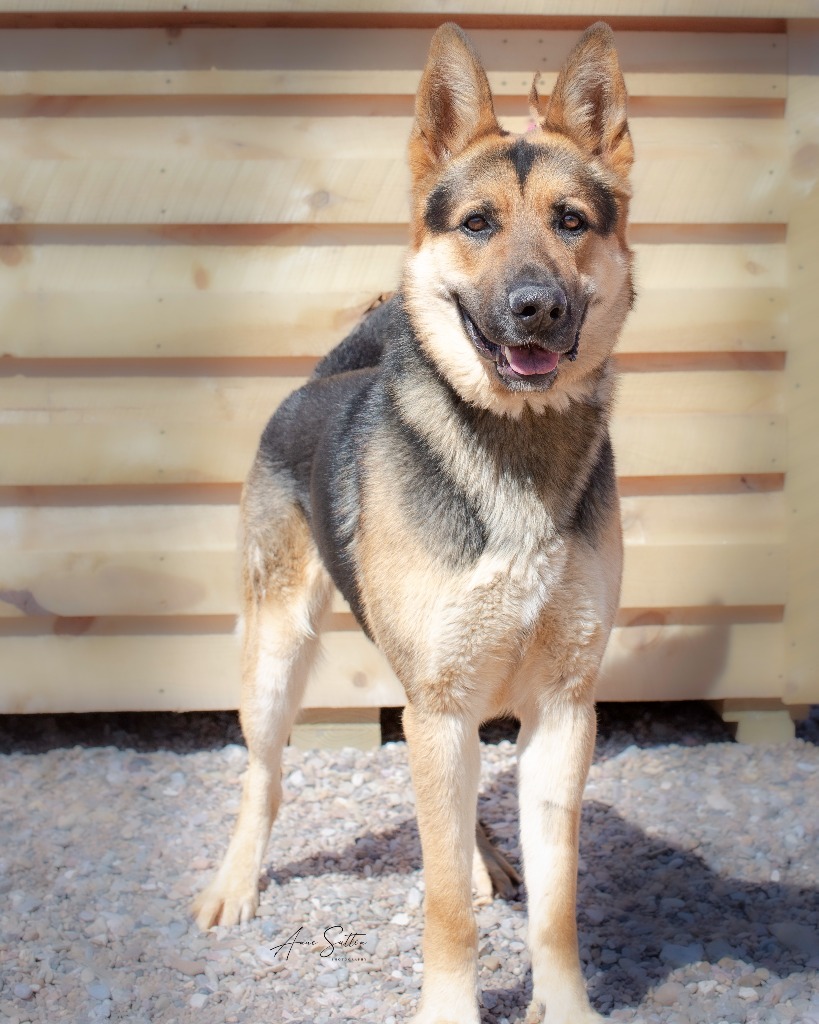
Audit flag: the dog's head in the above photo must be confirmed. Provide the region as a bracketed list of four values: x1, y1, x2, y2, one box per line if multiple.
[403, 22, 634, 417]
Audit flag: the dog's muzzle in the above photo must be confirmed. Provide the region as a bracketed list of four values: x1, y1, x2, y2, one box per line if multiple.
[457, 297, 581, 390]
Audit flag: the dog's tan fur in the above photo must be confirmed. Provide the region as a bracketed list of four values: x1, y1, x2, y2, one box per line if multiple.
[193, 21, 634, 1024]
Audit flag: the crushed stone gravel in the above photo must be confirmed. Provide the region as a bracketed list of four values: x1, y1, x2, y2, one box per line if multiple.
[0, 702, 817, 1024]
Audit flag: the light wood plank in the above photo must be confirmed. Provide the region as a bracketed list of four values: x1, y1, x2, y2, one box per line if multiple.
[0, 631, 405, 714]
[0, 550, 236, 616]
[0, 503, 240, 552]
[0, 375, 301, 420]
[596, 621, 785, 702]
[614, 370, 784, 415]
[0, 418, 786, 485]
[1, 114, 787, 228]
[1, 492, 785, 552]
[0, 369, 786, 484]
[0, 370, 785, 419]
[0, 543, 787, 617]
[623, 288, 787, 354]
[620, 492, 786, 544]
[0, 492, 786, 618]
[0, 621, 786, 715]
[0, 286, 788, 358]
[0, 241, 787, 295]
[621, 544, 786, 607]
[1, 115, 784, 164]
[0, 28, 787, 99]
[611, 415, 785, 477]
[1, 116, 787, 223]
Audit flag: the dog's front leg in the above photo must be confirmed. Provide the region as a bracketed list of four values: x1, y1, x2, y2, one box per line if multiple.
[403, 702, 481, 1024]
[518, 694, 604, 1024]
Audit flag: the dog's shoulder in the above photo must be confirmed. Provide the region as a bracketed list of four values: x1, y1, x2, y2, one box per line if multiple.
[257, 297, 412, 471]
[312, 294, 407, 380]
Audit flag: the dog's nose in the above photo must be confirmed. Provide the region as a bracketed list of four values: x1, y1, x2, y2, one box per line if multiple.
[508, 284, 567, 331]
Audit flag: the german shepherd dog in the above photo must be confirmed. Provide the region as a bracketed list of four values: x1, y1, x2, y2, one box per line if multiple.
[193, 21, 634, 1024]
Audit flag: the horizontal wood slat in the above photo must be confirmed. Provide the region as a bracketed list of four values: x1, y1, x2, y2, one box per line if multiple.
[0, 370, 785, 417]
[0, 493, 787, 617]
[0, 621, 785, 715]
[0, 368, 787, 485]
[1, 492, 785, 550]
[0, 415, 786, 485]
[0, 286, 788, 358]
[1, 117, 787, 224]
[0, 242, 787, 293]
[0, 544, 787, 617]
[0, 115, 785, 163]
[0, 28, 787, 99]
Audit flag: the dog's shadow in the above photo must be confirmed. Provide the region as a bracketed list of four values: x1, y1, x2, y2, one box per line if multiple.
[266, 781, 817, 1018]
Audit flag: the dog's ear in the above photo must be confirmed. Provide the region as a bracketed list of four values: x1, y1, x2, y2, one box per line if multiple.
[409, 23, 500, 181]
[530, 22, 633, 179]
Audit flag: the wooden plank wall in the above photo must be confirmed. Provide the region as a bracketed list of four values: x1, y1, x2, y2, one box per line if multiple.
[0, 4, 816, 714]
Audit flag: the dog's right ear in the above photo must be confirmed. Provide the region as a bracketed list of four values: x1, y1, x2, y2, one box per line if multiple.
[409, 23, 500, 182]
[530, 22, 633, 180]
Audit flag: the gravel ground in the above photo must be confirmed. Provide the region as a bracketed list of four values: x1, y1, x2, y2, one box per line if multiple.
[0, 703, 817, 1024]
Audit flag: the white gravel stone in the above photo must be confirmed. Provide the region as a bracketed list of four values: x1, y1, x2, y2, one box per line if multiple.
[0, 704, 817, 1023]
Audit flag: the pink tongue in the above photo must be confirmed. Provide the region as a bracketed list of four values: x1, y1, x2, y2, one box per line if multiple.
[505, 346, 560, 376]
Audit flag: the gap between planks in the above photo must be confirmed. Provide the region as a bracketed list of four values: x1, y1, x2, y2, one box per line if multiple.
[0, 475, 787, 509]
[0, 353, 788, 377]
[0, 14, 789, 34]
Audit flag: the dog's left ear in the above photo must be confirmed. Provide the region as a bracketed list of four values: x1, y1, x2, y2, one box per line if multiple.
[409, 23, 500, 182]
[531, 22, 633, 179]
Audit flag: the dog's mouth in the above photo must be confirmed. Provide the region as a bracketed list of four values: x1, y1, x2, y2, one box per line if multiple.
[456, 299, 579, 389]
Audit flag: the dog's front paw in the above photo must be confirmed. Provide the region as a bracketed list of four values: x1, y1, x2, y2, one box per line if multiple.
[524, 999, 605, 1024]
[190, 876, 259, 930]
[409, 994, 480, 1024]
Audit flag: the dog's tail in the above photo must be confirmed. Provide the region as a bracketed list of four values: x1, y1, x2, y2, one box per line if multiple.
[311, 292, 397, 379]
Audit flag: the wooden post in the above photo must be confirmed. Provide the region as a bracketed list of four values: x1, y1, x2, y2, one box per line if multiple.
[784, 21, 819, 711]
[289, 708, 382, 751]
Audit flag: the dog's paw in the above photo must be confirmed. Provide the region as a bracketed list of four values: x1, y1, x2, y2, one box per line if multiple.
[524, 1000, 605, 1024]
[473, 821, 521, 905]
[190, 878, 259, 930]
[409, 992, 480, 1024]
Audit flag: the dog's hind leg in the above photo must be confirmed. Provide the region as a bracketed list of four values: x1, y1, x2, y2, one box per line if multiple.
[472, 820, 522, 906]
[518, 692, 603, 1024]
[192, 469, 331, 929]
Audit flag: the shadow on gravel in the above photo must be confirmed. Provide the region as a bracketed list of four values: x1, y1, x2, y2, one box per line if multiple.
[384, 700, 741, 757]
[266, 777, 818, 1021]
[577, 799, 817, 1016]
[1, 701, 816, 755]
[0, 709, 244, 755]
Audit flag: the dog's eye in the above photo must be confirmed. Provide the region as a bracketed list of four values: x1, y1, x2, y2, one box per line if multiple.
[463, 214, 489, 233]
[560, 211, 585, 232]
